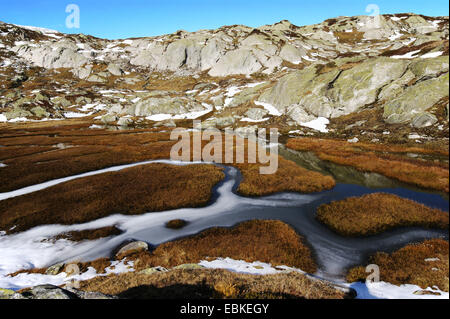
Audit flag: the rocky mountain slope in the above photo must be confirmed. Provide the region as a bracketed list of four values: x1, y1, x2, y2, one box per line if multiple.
[0, 13, 448, 142]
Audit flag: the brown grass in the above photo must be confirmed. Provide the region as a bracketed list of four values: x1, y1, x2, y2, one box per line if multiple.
[0, 126, 177, 193]
[333, 30, 364, 44]
[0, 124, 336, 231]
[235, 158, 335, 196]
[123, 220, 317, 273]
[53, 226, 124, 242]
[0, 124, 334, 196]
[0, 163, 225, 233]
[347, 239, 449, 292]
[316, 193, 449, 236]
[381, 40, 446, 58]
[165, 219, 188, 229]
[76, 268, 349, 299]
[286, 137, 449, 192]
[0, 123, 336, 234]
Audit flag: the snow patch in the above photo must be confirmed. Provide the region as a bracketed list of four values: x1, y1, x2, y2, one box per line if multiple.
[254, 101, 282, 116]
[199, 258, 305, 276]
[146, 114, 173, 121]
[352, 281, 449, 299]
[64, 112, 92, 118]
[420, 51, 443, 59]
[240, 117, 269, 123]
[390, 50, 421, 59]
[300, 117, 329, 133]
[390, 16, 407, 21]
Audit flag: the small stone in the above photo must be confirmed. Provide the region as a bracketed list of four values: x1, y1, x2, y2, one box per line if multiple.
[25, 285, 78, 299]
[101, 114, 118, 124]
[172, 264, 205, 270]
[31, 106, 49, 118]
[244, 108, 269, 121]
[107, 63, 124, 76]
[115, 241, 149, 259]
[117, 117, 133, 127]
[65, 287, 117, 299]
[138, 266, 168, 275]
[45, 263, 65, 275]
[413, 289, 441, 296]
[0, 288, 16, 299]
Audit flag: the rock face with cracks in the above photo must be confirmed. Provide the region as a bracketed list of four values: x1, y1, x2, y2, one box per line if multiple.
[0, 13, 448, 138]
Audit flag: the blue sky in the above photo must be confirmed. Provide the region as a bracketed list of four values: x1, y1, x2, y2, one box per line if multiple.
[0, 0, 448, 39]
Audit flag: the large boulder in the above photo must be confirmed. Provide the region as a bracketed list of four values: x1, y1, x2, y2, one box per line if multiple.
[383, 73, 449, 124]
[23, 285, 77, 299]
[244, 108, 269, 121]
[411, 112, 438, 128]
[409, 56, 449, 79]
[258, 57, 410, 119]
[279, 43, 306, 64]
[14, 44, 88, 69]
[208, 49, 263, 77]
[107, 63, 124, 76]
[127, 96, 205, 117]
[159, 38, 203, 71]
[327, 57, 408, 116]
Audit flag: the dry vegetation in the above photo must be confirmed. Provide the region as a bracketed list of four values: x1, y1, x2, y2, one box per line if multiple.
[333, 30, 364, 44]
[122, 220, 317, 273]
[286, 137, 449, 192]
[165, 219, 188, 229]
[316, 193, 449, 236]
[0, 122, 335, 196]
[347, 239, 449, 292]
[0, 122, 336, 233]
[53, 226, 124, 242]
[235, 159, 335, 196]
[0, 163, 225, 233]
[77, 268, 350, 299]
[0, 122, 177, 192]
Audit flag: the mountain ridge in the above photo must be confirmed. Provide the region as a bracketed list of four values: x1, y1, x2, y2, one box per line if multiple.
[0, 13, 448, 144]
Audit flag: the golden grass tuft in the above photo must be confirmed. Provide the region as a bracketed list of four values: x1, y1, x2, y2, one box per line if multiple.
[0, 163, 225, 233]
[77, 268, 349, 299]
[316, 193, 448, 236]
[123, 220, 317, 273]
[286, 137, 449, 192]
[165, 219, 188, 229]
[347, 239, 449, 292]
[53, 226, 124, 242]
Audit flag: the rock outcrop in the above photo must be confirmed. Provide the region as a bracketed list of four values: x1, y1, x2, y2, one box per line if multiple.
[0, 13, 448, 138]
